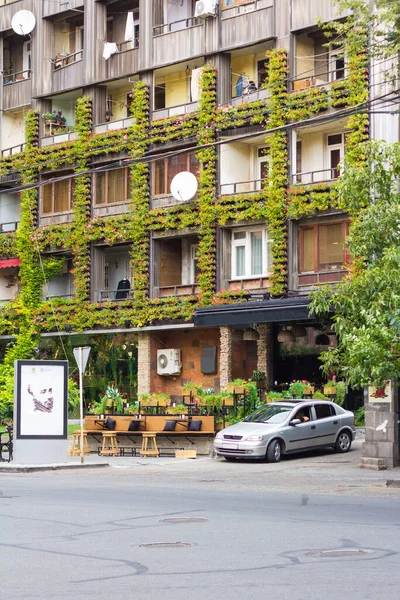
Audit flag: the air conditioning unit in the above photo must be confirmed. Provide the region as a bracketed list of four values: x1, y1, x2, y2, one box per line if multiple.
[157, 349, 182, 376]
[195, 0, 218, 19]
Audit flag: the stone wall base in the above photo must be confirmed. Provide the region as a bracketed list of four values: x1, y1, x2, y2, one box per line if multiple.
[359, 457, 388, 471]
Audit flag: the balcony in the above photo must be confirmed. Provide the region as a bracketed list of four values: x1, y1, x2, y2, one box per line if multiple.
[51, 52, 84, 94]
[153, 20, 204, 67]
[92, 244, 132, 303]
[230, 87, 269, 106]
[1, 143, 25, 158]
[0, 221, 19, 233]
[221, 0, 274, 51]
[292, 129, 346, 186]
[2, 70, 31, 110]
[291, 168, 339, 186]
[219, 136, 269, 196]
[153, 235, 199, 299]
[41, 128, 77, 147]
[220, 179, 264, 196]
[153, 101, 198, 121]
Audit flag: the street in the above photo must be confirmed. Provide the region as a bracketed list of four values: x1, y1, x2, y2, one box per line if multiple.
[1, 440, 400, 600]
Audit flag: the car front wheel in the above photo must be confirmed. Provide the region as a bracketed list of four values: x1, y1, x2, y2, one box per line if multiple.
[335, 431, 352, 453]
[266, 439, 282, 463]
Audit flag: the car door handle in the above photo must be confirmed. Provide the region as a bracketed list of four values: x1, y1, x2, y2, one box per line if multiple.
[311, 425, 316, 429]
[333, 421, 338, 425]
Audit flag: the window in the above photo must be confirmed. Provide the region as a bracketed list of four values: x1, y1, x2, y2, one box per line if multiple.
[42, 177, 74, 214]
[231, 228, 273, 279]
[329, 46, 345, 82]
[326, 133, 344, 179]
[314, 403, 335, 419]
[299, 221, 348, 273]
[190, 244, 200, 284]
[94, 168, 131, 205]
[153, 152, 199, 196]
[293, 406, 312, 423]
[154, 83, 166, 110]
[256, 58, 269, 88]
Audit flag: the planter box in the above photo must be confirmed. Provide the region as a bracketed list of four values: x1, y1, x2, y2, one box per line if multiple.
[227, 385, 245, 395]
[303, 386, 315, 395]
[323, 386, 336, 395]
[223, 397, 234, 407]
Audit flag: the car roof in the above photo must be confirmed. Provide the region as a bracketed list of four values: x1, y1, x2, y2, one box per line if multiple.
[268, 400, 336, 407]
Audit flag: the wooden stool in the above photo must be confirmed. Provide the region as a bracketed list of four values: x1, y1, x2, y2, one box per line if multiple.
[68, 431, 90, 456]
[100, 431, 119, 456]
[140, 433, 159, 457]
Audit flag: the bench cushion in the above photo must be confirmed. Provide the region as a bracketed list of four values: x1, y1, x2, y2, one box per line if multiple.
[128, 420, 141, 432]
[105, 417, 116, 431]
[163, 420, 177, 432]
[189, 420, 202, 432]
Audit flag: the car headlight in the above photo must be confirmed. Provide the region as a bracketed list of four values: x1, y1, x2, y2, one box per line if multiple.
[245, 434, 264, 442]
[215, 431, 223, 439]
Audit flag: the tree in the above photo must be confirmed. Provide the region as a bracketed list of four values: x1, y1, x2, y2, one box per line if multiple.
[310, 142, 400, 387]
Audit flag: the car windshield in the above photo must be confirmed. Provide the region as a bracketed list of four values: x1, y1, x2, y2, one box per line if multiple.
[244, 405, 293, 424]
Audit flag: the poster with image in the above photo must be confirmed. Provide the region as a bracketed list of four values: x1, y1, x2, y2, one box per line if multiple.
[15, 360, 68, 439]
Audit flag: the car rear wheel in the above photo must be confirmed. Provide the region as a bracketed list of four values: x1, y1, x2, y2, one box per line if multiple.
[335, 431, 352, 453]
[266, 439, 282, 463]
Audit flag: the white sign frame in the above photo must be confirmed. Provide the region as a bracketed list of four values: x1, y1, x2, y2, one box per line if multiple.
[15, 360, 68, 439]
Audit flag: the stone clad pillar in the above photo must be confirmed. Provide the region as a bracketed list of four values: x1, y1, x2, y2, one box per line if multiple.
[257, 324, 273, 389]
[137, 332, 151, 395]
[360, 381, 399, 470]
[219, 326, 232, 390]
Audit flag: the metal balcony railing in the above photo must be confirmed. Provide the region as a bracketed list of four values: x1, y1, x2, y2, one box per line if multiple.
[220, 179, 264, 196]
[0, 222, 19, 233]
[3, 69, 31, 84]
[153, 101, 198, 120]
[1, 144, 25, 157]
[291, 168, 340, 185]
[98, 289, 133, 302]
[52, 50, 83, 69]
[153, 16, 202, 36]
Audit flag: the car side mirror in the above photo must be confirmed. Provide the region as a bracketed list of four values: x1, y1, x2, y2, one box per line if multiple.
[290, 418, 302, 426]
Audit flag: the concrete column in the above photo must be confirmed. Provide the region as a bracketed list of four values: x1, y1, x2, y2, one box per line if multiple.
[137, 332, 151, 395]
[360, 381, 399, 470]
[219, 326, 232, 390]
[257, 324, 273, 389]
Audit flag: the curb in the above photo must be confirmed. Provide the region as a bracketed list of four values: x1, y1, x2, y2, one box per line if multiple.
[0, 463, 110, 473]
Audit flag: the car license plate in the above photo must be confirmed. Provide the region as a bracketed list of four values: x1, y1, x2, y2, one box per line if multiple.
[222, 442, 238, 450]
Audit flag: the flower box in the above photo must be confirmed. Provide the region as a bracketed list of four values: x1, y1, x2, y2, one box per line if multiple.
[303, 386, 315, 395]
[323, 385, 336, 396]
[226, 384, 245, 395]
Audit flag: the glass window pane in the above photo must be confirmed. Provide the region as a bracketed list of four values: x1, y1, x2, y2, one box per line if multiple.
[154, 160, 165, 195]
[233, 231, 246, 240]
[251, 231, 263, 275]
[318, 223, 345, 270]
[330, 149, 341, 178]
[167, 155, 187, 191]
[54, 179, 70, 213]
[327, 134, 343, 146]
[95, 173, 105, 205]
[189, 153, 200, 176]
[301, 228, 314, 272]
[235, 246, 245, 277]
[108, 168, 125, 204]
[43, 184, 52, 214]
[266, 239, 273, 272]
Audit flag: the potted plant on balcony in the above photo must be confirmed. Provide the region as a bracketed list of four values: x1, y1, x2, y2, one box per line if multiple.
[323, 380, 337, 396]
[226, 378, 247, 395]
[42, 112, 57, 125]
[288, 380, 306, 399]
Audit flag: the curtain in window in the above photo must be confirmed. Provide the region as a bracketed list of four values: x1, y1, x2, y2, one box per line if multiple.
[319, 224, 344, 269]
[302, 228, 314, 272]
[154, 160, 165, 195]
[235, 246, 245, 277]
[250, 231, 262, 275]
[43, 184, 52, 214]
[95, 172, 106, 205]
[108, 169, 125, 204]
[54, 180, 70, 213]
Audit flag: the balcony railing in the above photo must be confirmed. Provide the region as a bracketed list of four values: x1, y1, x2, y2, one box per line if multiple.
[290, 59, 346, 92]
[43, 294, 75, 301]
[41, 128, 77, 147]
[221, 0, 273, 19]
[94, 117, 134, 134]
[155, 284, 199, 298]
[98, 289, 133, 302]
[291, 168, 340, 185]
[1, 144, 25, 157]
[153, 101, 198, 120]
[117, 39, 139, 51]
[153, 16, 202, 36]
[52, 50, 83, 69]
[230, 87, 269, 106]
[3, 69, 31, 84]
[0, 222, 19, 233]
[220, 179, 264, 196]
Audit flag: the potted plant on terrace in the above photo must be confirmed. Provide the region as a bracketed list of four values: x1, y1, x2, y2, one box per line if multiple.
[288, 380, 306, 398]
[251, 370, 266, 389]
[323, 380, 337, 396]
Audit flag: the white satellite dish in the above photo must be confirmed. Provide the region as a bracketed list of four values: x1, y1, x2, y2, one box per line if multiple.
[170, 171, 198, 202]
[11, 10, 36, 36]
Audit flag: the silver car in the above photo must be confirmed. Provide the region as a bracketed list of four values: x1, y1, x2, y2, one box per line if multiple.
[214, 400, 356, 462]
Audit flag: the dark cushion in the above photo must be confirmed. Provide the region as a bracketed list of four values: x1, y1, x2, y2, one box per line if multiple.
[105, 417, 116, 431]
[189, 420, 202, 431]
[128, 420, 140, 432]
[163, 420, 177, 432]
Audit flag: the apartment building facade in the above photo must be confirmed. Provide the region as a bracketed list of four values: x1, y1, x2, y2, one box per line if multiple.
[0, 0, 397, 402]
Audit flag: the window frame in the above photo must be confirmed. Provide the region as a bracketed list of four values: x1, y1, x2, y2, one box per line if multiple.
[329, 45, 346, 82]
[325, 133, 344, 179]
[231, 227, 273, 280]
[94, 167, 131, 206]
[41, 177, 74, 215]
[298, 220, 349, 274]
[152, 151, 199, 198]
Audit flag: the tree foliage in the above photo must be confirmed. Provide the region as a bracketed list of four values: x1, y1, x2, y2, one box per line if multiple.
[310, 142, 400, 387]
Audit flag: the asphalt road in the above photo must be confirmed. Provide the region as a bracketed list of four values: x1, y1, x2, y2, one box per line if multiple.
[1, 441, 400, 600]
